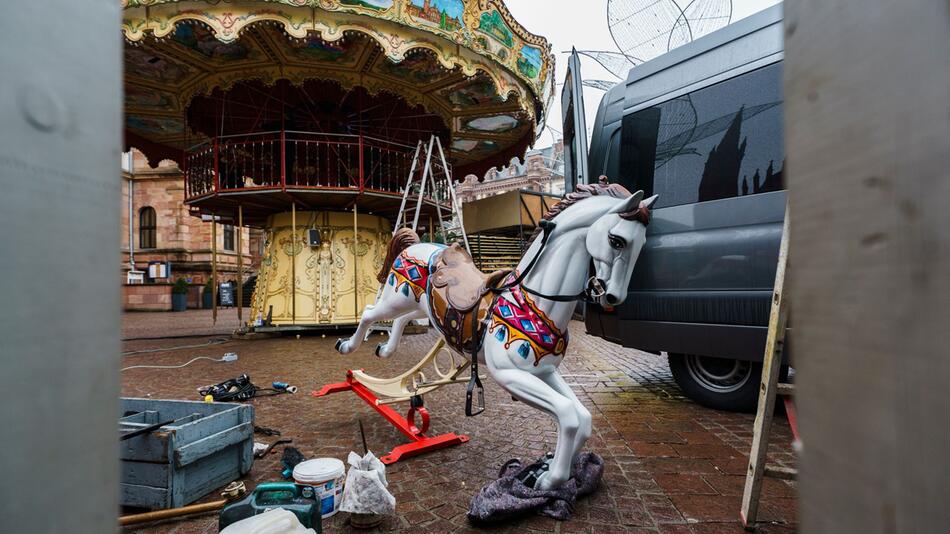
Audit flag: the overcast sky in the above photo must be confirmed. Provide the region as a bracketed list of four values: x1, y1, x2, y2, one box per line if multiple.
[504, 0, 781, 148]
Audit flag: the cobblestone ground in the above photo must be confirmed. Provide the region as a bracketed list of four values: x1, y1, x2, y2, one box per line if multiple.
[121, 310, 796, 533]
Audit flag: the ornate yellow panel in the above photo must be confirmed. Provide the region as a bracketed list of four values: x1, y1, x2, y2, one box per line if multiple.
[251, 210, 391, 326]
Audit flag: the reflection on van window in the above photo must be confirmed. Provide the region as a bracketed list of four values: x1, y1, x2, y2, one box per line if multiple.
[619, 63, 784, 208]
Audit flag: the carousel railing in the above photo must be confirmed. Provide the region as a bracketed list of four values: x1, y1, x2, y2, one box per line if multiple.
[184, 131, 453, 205]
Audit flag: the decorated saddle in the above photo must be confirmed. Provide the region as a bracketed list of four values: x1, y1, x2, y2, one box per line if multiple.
[427, 243, 510, 356]
[426, 244, 568, 367]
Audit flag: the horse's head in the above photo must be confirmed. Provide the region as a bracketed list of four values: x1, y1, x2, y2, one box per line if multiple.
[585, 190, 658, 307]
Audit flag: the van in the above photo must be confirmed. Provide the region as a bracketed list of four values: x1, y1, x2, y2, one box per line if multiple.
[563, 5, 787, 411]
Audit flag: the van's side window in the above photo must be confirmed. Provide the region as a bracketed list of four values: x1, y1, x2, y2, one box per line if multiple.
[618, 63, 784, 208]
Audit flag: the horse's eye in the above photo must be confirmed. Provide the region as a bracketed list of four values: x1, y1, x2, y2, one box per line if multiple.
[608, 234, 626, 250]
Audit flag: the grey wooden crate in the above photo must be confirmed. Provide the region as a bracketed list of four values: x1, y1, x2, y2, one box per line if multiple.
[119, 398, 254, 509]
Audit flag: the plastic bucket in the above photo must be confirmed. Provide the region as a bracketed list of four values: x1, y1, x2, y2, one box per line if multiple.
[293, 458, 345, 518]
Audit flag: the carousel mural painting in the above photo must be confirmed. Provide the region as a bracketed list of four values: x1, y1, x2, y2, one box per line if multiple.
[121, 0, 554, 328]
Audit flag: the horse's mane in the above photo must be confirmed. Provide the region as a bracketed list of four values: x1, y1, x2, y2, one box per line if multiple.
[527, 176, 650, 244]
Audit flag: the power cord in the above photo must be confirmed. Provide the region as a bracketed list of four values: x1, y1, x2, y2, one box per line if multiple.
[198, 374, 288, 402]
[122, 337, 231, 356]
[121, 352, 238, 371]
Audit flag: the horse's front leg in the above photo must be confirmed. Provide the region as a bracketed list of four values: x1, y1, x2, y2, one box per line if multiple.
[541, 370, 593, 464]
[484, 339, 578, 490]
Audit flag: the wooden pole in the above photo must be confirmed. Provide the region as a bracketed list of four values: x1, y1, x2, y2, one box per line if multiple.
[119, 499, 226, 527]
[237, 206, 243, 326]
[291, 202, 296, 325]
[211, 215, 217, 325]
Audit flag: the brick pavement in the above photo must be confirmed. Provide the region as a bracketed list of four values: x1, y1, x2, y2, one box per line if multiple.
[121, 310, 796, 533]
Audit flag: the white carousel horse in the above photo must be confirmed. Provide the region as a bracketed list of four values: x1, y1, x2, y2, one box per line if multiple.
[336, 180, 657, 490]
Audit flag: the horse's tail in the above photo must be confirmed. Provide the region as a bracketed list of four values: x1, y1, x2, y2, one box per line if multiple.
[377, 228, 421, 283]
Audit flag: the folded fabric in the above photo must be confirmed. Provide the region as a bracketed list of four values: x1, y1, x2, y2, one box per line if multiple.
[467, 451, 604, 524]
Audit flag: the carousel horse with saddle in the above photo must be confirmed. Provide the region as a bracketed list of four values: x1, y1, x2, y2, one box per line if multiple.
[336, 177, 657, 490]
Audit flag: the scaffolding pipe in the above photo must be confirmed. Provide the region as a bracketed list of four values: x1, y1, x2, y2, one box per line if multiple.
[291, 202, 296, 325]
[212, 214, 218, 325]
[237, 206, 243, 326]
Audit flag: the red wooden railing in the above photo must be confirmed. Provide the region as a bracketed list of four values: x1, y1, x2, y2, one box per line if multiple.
[184, 131, 452, 205]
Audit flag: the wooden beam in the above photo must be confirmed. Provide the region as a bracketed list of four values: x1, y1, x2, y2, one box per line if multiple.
[786, 0, 950, 530]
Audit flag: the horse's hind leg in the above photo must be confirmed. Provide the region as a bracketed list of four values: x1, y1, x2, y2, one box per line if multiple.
[336, 291, 417, 355]
[375, 310, 426, 358]
[335, 304, 384, 355]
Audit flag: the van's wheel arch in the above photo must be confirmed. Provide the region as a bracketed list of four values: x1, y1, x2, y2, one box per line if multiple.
[668, 353, 787, 412]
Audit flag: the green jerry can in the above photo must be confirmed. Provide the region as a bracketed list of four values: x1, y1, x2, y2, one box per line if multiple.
[219, 482, 322, 532]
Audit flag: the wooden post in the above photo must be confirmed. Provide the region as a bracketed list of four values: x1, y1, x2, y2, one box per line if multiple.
[353, 205, 359, 319]
[787, 1, 950, 530]
[291, 202, 296, 325]
[237, 206, 243, 326]
[212, 215, 218, 325]
[358, 134, 365, 193]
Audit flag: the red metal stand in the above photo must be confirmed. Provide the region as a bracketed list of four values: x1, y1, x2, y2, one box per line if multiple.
[312, 370, 469, 464]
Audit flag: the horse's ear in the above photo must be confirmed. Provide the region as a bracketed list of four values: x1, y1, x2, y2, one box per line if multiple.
[610, 190, 644, 215]
[643, 194, 659, 209]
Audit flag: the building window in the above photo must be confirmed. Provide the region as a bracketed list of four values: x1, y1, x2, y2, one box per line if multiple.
[223, 224, 235, 251]
[139, 207, 156, 249]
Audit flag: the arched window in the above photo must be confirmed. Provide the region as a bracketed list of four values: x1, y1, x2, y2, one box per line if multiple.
[223, 224, 235, 251]
[139, 207, 156, 249]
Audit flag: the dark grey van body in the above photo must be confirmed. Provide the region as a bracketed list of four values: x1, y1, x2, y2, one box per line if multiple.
[576, 5, 786, 410]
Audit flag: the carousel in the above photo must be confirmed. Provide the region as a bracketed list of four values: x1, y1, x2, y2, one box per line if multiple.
[122, 0, 553, 328]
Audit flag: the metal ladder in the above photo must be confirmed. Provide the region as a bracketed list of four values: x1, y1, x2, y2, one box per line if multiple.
[393, 135, 470, 253]
[369, 136, 470, 336]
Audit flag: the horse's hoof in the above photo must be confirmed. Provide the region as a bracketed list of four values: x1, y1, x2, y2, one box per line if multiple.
[374, 343, 390, 358]
[335, 339, 344, 353]
[533, 470, 554, 490]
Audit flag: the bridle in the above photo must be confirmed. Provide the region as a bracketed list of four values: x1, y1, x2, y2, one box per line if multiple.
[488, 219, 607, 303]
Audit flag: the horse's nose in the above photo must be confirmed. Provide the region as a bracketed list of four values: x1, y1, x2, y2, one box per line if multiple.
[605, 294, 619, 306]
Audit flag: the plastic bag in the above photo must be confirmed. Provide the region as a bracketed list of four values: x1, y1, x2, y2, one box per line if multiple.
[338, 451, 396, 515]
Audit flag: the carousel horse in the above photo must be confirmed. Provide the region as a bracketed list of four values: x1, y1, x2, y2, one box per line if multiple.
[336, 179, 657, 490]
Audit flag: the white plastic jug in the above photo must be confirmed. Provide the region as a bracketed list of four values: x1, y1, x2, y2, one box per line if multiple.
[219, 508, 316, 534]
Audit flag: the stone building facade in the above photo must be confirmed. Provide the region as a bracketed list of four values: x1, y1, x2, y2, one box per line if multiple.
[122, 150, 261, 310]
[456, 141, 564, 203]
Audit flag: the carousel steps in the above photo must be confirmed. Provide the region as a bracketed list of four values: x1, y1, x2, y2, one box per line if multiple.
[467, 235, 526, 272]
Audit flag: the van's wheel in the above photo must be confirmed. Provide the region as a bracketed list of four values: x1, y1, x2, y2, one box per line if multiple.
[668, 353, 787, 413]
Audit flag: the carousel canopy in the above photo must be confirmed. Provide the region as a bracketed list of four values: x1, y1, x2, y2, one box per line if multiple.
[122, 0, 554, 178]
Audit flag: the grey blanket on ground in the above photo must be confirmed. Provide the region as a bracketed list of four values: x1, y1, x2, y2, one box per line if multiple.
[467, 451, 604, 524]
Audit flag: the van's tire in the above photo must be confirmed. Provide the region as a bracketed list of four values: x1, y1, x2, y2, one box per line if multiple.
[668, 353, 787, 412]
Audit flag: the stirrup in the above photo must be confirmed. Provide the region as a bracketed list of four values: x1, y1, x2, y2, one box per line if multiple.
[465, 372, 485, 416]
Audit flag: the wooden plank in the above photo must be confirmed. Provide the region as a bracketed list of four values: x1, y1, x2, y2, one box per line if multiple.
[175, 422, 253, 468]
[119, 431, 171, 463]
[121, 482, 170, 510]
[121, 460, 170, 487]
[740, 204, 790, 527]
[177, 446, 249, 506]
[764, 466, 798, 481]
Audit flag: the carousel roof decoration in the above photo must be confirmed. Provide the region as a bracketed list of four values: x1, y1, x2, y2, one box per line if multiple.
[121, 0, 555, 177]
